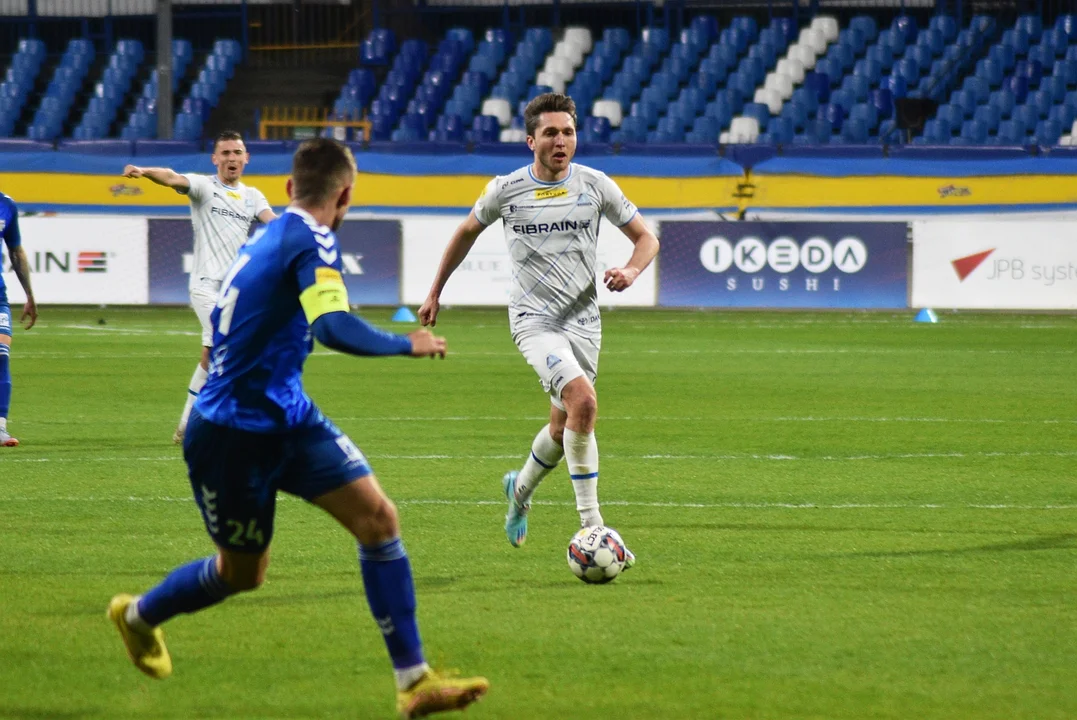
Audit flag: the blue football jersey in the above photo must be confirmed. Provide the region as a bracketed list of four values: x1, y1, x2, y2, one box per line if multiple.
[0, 192, 21, 302]
[195, 208, 350, 432]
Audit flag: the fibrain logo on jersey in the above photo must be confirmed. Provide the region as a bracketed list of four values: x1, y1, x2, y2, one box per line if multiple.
[699, 234, 868, 291]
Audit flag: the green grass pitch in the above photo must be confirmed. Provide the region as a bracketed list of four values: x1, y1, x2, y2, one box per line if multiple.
[1, 306, 1075, 719]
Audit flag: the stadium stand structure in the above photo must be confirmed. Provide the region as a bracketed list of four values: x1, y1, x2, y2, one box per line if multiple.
[7, 11, 1077, 146]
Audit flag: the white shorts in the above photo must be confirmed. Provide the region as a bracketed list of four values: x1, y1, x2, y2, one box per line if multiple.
[189, 279, 221, 347]
[513, 325, 600, 411]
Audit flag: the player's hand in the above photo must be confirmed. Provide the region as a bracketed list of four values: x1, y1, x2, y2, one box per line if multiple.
[418, 295, 440, 327]
[603, 266, 640, 292]
[122, 164, 144, 178]
[408, 328, 446, 359]
[21, 298, 37, 330]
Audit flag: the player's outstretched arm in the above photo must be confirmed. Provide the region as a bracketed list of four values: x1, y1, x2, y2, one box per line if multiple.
[418, 210, 485, 327]
[604, 213, 660, 292]
[122, 165, 190, 191]
[311, 312, 446, 358]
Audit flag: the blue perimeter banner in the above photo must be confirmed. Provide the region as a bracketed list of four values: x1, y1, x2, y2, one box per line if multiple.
[148, 219, 402, 305]
[658, 222, 908, 309]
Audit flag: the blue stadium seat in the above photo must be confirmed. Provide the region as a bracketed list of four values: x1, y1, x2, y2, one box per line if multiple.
[917, 28, 944, 56]
[973, 104, 1001, 130]
[850, 103, 879, 129]
[618, 115, 649, 142]
[1048, 103, 1076, 129]
[1007, 75, 1030, 103]
[865, 46, 893, 70]
[790, 87, 819, 114]
[1035, 118, 1063, 145]
[678, 87, 707, 114]
[827, 43, 855, 71]
[779, 100, 808, 129]
[996, 119, 1025, 143]
[630, 100, 660, 128]
[922, 118, 950, 142]
[841, 74, 871, 101]
[841, 117, 869, 143]
[829, 89, 854, 112]
[704, 98, 734, 127]
[930, 16, 958, 43]
[741, 102, 770, 128]
[765, 115, 794, 143]
[849, 15, 878, 42]
[819, 102, 845, 130]
[989, 89, 1016, 117]
[602, 27, 631, 53]
[1012, 104, 1039, 129]
[936, 104, 964, 129]
[803, 72, 831, 103]
[692, 115, 721, 138]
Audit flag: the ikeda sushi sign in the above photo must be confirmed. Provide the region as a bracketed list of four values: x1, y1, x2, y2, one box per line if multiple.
[657, 222, 908, 309]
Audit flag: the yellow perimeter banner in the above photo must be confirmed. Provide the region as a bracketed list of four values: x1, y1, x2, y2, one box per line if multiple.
[0, 171, 743, 210]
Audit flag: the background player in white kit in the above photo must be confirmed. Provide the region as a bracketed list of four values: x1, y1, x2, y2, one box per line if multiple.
[122, 131, 276, 443]
[419, 93, 659, 559]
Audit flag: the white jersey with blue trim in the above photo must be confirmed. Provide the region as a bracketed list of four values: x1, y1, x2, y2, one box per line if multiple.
[473, 163, 637, 334]
[181, 173, 271, 289]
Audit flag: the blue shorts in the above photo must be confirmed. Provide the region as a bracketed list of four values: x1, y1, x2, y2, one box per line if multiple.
[183, 407, 373, 553]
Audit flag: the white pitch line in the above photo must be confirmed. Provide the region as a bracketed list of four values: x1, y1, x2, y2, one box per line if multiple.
[0, 496, 1072, 510]
[7, 450, 1077, 464]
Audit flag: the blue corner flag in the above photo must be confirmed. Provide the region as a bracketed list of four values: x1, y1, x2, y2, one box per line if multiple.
[914, 308, 938, 323]
[392, 306, 418, 323]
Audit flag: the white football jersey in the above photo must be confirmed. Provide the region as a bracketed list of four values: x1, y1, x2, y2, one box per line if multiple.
[181, 174, 271, 288]
[473, 163, 637, 334]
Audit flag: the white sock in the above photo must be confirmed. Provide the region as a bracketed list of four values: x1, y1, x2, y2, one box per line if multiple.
[515, 424, 564, 504]
[395, 662, 431, 691]
[0, 417, 6, 432]
[563, 428, 603, 527]
[178, 363, 209, 431]
[125, 596, 154, 633]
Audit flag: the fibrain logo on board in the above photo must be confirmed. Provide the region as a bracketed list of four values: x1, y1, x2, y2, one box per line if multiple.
[698, 234, 869, 291]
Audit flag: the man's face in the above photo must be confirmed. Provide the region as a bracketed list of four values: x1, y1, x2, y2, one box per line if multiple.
[528, 112, 577, 175]
[212, 139, 249, 184]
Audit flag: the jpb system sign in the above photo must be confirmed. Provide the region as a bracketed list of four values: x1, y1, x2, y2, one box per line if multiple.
[657, 222, 908, 308]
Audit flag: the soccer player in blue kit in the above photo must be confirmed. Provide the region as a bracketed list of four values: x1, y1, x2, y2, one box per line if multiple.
[107, 139, 489, 718]
[0, 191, 38, 447]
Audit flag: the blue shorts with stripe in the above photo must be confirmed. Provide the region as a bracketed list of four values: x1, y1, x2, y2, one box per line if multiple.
[183, 406, 373, 553]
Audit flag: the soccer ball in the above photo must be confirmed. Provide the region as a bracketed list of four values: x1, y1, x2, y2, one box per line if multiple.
[567, 525, 627, 584]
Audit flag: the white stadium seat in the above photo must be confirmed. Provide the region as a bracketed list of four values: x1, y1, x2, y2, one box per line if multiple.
[535, 70, 566, 94]
[754, 87, 783, 115]
[729, 116, 760, 143]
[776, 57, 806, 83]
[788, 44, 817, 70]
[481, 98, 512, 128]
[811, 15, 840, 43]
[592, 99, 623, 127]
[543, 55, 575, 82]
[499, 128, 527, 143]
[553, 39, 585, 68]
[798, 27, 827, 54]
[764, 71, 795, 100]
[564, 26, 593, 53]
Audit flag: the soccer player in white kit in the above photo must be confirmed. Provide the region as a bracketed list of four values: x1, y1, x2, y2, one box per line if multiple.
[419, 93, 659, 561]
[122, 131, 276, 443]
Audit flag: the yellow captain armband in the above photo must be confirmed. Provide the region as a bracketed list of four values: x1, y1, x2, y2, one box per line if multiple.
[299, 267, 350, 324]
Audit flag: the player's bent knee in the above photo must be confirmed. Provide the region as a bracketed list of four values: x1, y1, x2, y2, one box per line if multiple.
[357, 496, 400, 546]
[562, 379, 597, 421]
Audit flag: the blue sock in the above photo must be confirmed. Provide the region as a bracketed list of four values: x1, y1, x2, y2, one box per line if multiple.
[0, 346, 11, 419]
[359, 538, 425, 669]
[137, 556, 235, 627]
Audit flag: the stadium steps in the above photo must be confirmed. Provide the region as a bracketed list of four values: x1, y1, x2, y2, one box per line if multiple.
[204, 62, 354, 139]
[15, 54, 57, 136]
[62, 54, 109, 137]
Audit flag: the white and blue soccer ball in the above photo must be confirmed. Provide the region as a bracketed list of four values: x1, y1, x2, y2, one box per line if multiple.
[567, 525, 627, 584]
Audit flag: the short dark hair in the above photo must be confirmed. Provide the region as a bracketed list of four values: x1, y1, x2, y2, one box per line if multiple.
[212, 130, 244, 151]
[524, 93, 577, 137]
[290, 138, 357, 204]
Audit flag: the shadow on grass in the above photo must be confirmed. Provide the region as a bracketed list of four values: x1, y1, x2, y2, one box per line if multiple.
[847, 533, 1077, 558]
